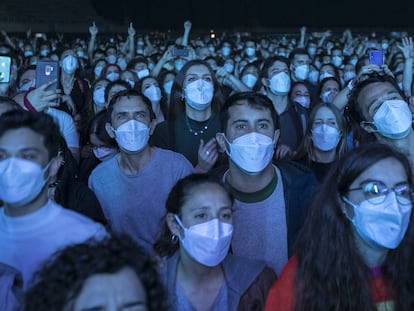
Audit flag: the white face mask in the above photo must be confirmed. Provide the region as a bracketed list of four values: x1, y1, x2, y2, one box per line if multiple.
[117, 58, 127, 71]
[307, 70, 319, 85]
[245, 47, 256, 57]
[349, 58, 358, 66]
[174, 215, 233, 267]
[223, 132, 275, 175]
[221, 46, 231, 57]
[269, 72, 291, 95]
[0, 158, 51, 206]
[107, 54, 117, 64]
[125, 79, 135, 88]
[311, 124, 340, 151]
[342, 194, 412, 249]
[372, 99, 412, 139]
[62, 55, 77, 74]
[332, 56, 343, 67]
[343, 71, 356, 82]
[94, 65, 103, 77]
[184, 79, 214, 111]
[136, 69, 149, 80]
[163, 80, 173, 95]
[106, 72, 120, 82]
[307, 47, 316, 56]
[20, 80, 35, 92]
[111, 120, 150, 153]
[93, 146, 118, 161]
[224, 63, 234, 73]
[143, 85, 162, 103]
[293, 64, 309, 81]
[241, 74, 258, 88]
[321, 90, 335, 104]
[294, 96, 311, 109]
[93, 88, 106, 107]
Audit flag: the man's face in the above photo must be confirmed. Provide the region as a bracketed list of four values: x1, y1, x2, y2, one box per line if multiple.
[357, 81, 403, 123]
[292, 54, 310, 67]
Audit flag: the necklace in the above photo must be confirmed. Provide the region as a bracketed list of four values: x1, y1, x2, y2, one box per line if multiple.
[185, 115, 211, 136]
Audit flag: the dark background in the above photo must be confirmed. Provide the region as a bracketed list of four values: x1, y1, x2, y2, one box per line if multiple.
[91, 0, 414, 32]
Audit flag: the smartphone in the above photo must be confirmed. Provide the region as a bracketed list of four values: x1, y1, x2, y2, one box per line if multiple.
[172, 48, 189, 57]
[36, 60, 59, 91]
[368, 50, 383, 67]
[0, 56, 11, 83]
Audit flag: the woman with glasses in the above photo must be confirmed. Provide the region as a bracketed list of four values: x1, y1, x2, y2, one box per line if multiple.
[265, 142, 414, 310]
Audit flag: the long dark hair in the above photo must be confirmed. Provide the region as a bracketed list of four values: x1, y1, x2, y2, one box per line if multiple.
[293, 142, 414, 310]
[168, 59, 225, 120]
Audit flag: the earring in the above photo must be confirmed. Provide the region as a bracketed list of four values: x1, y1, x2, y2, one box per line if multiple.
[171, 234, 178, 244]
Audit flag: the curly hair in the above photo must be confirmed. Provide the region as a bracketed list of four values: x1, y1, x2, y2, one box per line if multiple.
[25, 235, 167, 311]
[293, 142, 414, 310]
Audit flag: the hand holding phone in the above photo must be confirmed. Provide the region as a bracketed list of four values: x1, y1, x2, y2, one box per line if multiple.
[36, 60, 59, 91]
[368, 50, 383, 67]
[0, 56, 11, 83]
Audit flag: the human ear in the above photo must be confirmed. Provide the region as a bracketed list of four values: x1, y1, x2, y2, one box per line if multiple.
[359, 121, 376, 134]
[166, 213, 180, 236]
[216, 132, 227, 151]
[105, 122, 115, 138]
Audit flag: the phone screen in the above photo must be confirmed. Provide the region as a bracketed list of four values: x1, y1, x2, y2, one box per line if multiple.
[368, 50, 383, 67]
[35, 60, 59, 91]
[0, 56, 11, 83]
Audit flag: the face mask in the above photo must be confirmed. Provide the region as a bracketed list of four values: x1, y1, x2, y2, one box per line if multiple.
[117, 58, 127, 71]
[278, 52, 287, 57]
[174, 215, 233, 267]
[221, 46, 231, 57]
[76, 50, 85, 59]
[208, 46, 215, 53]
[371, 99, 412, 139]
[319, 72, 334, 82]
[349, 58, 358, 66]
[174, 59, 186, 72]
[107, 54, 117, 64]
[307, 70, 319, 85]
[294, 64, 309, 81]
[311, 124, 340, 151]
[381, 43, 389, 50]
[106, 72, 120, 82]
[93, 88, 106, 107]
[223, 132, 275, 175]
[62, 55, 77, 74]
[94, 65, 103, 77]
[332, 56, 343, 67]
[342, 195, 412, 249]
[321, 90, 335, 104]
[294, 96, 311, 109]
[184, 79, 214, 111]
[398, 82, 403, 91]
[93, 147, 118, 161]
[143, 85, 162, 102]
[125, 79, 135, 88]
[40, 49, 49, 57]
[136, 49, 144, 55]
[163, 80, 173, 95]
[241, 74, 258, 88]
[111, 120, 150, 152]
[20, 80, 35, 92]
[308, 47, 317, 56]
[136, 69, 149, 80]
[269, 72, 291, 95]
[245, 47, 256, 57]
[343, 71, 356, 82]
[24, 50, 33, 57]
[0, 158, 51, 206]
[224, 63, 234, 73]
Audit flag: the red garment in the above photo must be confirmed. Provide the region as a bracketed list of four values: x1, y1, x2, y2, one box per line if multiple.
[265, 256, 394, 311]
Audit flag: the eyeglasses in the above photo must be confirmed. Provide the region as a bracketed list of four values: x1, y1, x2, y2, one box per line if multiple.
[348, 180, 413, 205]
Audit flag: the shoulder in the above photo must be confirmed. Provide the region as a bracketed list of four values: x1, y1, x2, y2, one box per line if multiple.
[277, 160, 318, 187]
[89, 156, 118, 178]
[153, 147, 192, 167]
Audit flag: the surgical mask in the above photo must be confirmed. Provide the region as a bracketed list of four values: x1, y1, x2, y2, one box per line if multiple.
[106, 72, 120, 82]
[111, 120, 150, 152]
[223, 132, 275, 175]
[93, 88, 106, 107]
[381, 43, 389, 50]
[343, 71, 356, 82]
[107, 54, 117, 64]
[184, 79, 214, 111]
[117, 58, 127, 71]
[294, 96, 311, 109]
[245, 47, 255, 57]
[0, 158, 51, 206]
[76, 50, 85, 59]
[40, 49, 49, 57]
[125, 79, 135, 88]
[319, 72, 334, 82]
[20, 80, 35, 92]
[136, 49, 144, 55]
[342, 195, 412, 249]
[224, 63, 234, 73]
[293, 64, 309, 81]
[241, 74, 257, 88]
[62, 55, 77, 74]
[311, 124, 340, 151]
[349, 58, 358, 66]
[24, 50, 33, 57]
[221, 46, 231, 57]
[398, 82, 403, 91]
[307, 47, 316, 56]
[143, 85, 162, 102]
[321, 90, 335, 104]
[163, 80, 173, 95]
[174, 215, 233, 267]
[332, 56, 343, 67]
[278, 52, 287, 57]
[94, 65, 103, 77]
[269, 72, 291, 95]
[136, 69, 149, 80]
[93, 147, 118, 161]
[307, 70, 319, 85]
[174, 59, 186, 72]
[371, 99, 412, 139]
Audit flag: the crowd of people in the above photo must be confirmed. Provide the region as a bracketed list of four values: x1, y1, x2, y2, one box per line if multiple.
[1, 20, 414, 310]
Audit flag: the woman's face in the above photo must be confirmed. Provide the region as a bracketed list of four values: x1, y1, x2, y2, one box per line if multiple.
[94, 80, 109, 92]
[182, 64, 213, 89]
[178, 183, 232, 229]
[290, 83, 310, 101]
[141, 77, 159, 93]
[72, 267, 148, 311]
[312, 106, 338, 129]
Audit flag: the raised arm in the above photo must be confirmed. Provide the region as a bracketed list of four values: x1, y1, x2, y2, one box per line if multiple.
[88, 21, 98, 61]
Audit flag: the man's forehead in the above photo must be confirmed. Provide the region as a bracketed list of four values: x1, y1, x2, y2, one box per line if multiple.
[228, 100, 271, 117]
[113, 96, 148, 111]
[358, 81, 399, 106]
